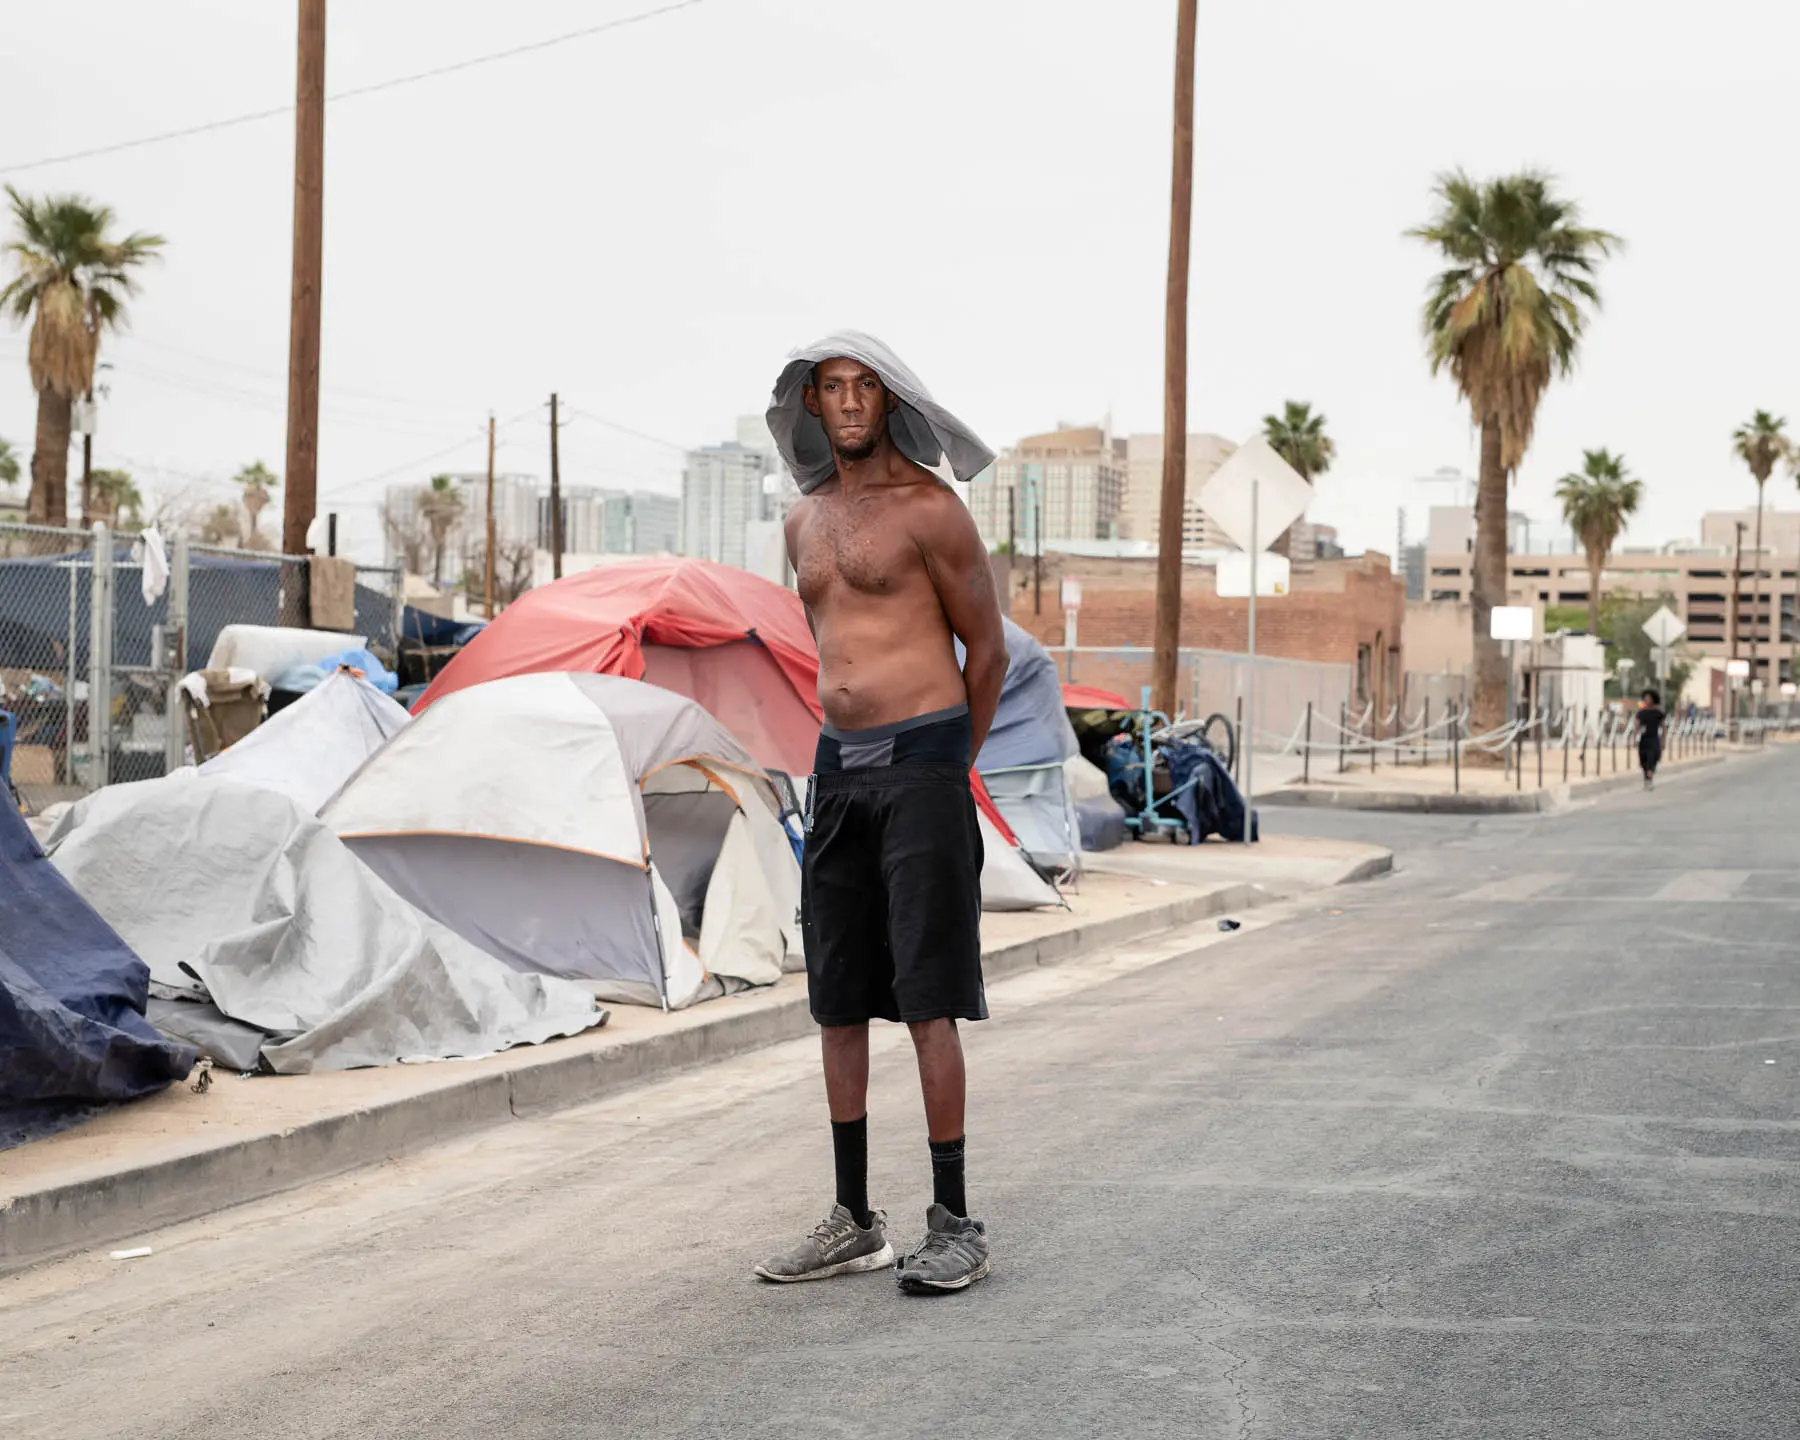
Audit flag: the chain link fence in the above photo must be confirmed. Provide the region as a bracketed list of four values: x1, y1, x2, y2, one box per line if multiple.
[2, 521, 402, 813]
[1057, 645, 1353, 748]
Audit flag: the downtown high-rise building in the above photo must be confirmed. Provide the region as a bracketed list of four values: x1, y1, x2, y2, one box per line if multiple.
[1121, 433, 1237, 549]
[540, 487, 680, 556]
[968, 425, 1126, 552]
[680, 416, 798, 572]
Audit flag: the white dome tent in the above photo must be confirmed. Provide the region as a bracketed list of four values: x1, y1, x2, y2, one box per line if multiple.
[321, 673, 802, 1010]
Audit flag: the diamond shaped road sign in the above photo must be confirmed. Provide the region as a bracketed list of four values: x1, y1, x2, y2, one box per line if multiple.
[1641, 604, 1686, 649]
[1196, 437, 1313, 554]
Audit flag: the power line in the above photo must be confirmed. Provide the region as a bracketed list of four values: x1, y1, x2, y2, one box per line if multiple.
[319, 404, 540, 499]
[564, 406, 690, 453]
[0, 0, 710, 176]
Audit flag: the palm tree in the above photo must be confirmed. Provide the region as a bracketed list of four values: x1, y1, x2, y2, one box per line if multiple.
[87, 467, 142, 529]
[1261, 400, 1334, 557]
[234, 461, 279, 550]
[200, 504, 240, 545]
[0, 187, 163, 528]
[419, 473, 466, 587]
[1731, 411, 1790, 684]
[0, 436, 18, 489]
[1555, 449, 1642, 633]
[1409, 170, 1620, 741]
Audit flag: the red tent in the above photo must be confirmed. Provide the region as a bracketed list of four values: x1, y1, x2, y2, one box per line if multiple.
[1062, 683, 1133, 711]
[414, 556, 1019, 840]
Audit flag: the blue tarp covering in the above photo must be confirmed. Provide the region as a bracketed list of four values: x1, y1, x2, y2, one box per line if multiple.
[0, 551, 397, 678]
[400, 606, 486, 648]
[0, 798, 196, 1149]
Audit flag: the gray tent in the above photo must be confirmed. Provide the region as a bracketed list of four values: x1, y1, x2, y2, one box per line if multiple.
[961, 619, 1082, 878]
[45, 777, 605, 1073]
[322, 672, 802, 1010]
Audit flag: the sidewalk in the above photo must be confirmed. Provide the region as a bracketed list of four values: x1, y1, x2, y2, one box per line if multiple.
[0, 836, 1390, 1275]
[1262, 741, 1738, 814]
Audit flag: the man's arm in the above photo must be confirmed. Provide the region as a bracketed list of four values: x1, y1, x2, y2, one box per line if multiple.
[918, 489, 1007, 759]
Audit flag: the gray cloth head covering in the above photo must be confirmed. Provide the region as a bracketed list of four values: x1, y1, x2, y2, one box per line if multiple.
[765, 330, 995, 494]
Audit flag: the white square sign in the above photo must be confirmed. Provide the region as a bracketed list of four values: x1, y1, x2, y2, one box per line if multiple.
[1489, 606, 1534, 641]
[1216, 552, 1291, 598]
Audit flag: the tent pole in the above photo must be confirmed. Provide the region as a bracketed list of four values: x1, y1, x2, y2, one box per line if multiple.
[644, 859, 670, 1011]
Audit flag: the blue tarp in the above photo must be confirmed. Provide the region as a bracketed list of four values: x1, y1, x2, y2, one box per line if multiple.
[400, 606, 486, 649]
[0, 798, 196, 1149]
[0, 551, 397, 678]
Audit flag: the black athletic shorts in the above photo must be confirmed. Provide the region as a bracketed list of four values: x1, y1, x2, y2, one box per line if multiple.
[801, 704, 987, 1027]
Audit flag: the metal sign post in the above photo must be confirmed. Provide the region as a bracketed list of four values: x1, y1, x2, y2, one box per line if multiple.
[1244, 478, 1258, 843]
[1197, 438, 1311, 846]
[1060, 577, 1082, 683]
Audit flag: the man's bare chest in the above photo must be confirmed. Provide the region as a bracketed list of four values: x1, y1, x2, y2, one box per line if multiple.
[798, 504, 923, 600]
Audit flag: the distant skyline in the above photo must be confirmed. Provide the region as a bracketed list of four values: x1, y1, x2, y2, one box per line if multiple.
[3, 1, 1797, 565]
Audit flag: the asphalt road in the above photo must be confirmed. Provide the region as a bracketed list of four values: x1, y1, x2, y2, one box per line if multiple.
[4, 749, 1797, 1438]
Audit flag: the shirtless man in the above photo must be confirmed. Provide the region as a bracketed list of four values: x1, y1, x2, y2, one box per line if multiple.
[753, 349, 1007, 1294]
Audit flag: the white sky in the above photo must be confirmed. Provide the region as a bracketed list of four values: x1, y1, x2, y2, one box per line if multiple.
[2, 0, 1796, 563]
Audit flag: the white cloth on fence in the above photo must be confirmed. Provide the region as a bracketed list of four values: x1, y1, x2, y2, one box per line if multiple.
[133, 527, 169, 606]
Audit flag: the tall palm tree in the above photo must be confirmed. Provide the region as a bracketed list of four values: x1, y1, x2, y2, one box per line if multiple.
[1731, 410, 1790, 685]
[1409, 170, 1620, 741]
[1555, 449, 1642, 633]
[1261, 400, 1334, 557]
[0, 187, 163, 527]
[0, 436, 18, 489]
[234, 461, 279, 550]
[419, 473, 466, 587]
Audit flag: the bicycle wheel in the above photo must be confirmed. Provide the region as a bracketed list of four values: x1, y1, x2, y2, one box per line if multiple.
[1200, 712, 1236, 773]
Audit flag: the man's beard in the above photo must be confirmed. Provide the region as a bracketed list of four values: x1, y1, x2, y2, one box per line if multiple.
[833, 435, 879, 463]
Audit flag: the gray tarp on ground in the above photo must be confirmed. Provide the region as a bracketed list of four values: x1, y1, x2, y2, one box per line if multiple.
[765, 330, 996, 493]
[44, 777, 605, 1072]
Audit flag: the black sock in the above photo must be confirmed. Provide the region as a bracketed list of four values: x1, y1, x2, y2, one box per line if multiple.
[929, 1135, 967, 1218]
[831, 1116, 871, 1228]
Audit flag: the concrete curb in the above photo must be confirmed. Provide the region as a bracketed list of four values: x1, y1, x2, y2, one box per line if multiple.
[0, 859, 1385, 1274]
[1262, 752, 1732, 815]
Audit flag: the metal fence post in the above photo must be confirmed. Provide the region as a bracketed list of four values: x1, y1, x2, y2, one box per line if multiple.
[1452, 699, 1461, 793]
[1302, 700, 1312, 786]
[1233, 693, 1244, 786]
[165, 533, 190, 773]
[1535, 707, 1543, 789]
[1338, 701, 1347, 773]
[1422, 696, 1431, 767]
[87, 522, 114, 789]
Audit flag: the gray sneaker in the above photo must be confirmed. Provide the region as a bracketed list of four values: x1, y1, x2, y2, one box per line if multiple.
[895, 1204, 991, 1293]
[754, 1204, 893, 1283]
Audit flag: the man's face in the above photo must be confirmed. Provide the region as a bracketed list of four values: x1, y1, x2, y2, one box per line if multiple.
[804, 357, 897, 463]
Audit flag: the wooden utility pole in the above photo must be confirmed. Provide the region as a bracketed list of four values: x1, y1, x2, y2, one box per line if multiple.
[1150, 0, 1197, 717]
[282, 0, 326, 562]
[549, 392, 564, 580]
[484, 413, 497, 616]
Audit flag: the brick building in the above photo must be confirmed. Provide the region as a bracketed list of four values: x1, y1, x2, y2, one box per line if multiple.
[1005, 550, 1405, 721]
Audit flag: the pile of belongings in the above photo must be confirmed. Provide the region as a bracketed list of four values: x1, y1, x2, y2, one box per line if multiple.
[1103, 731, 1249, 844]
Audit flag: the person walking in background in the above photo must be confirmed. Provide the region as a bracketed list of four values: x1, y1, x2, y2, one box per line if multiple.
[1637, 688, 1665, 789]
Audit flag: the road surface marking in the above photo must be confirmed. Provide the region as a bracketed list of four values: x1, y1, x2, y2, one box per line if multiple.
[1651, 870, 1752, 902]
